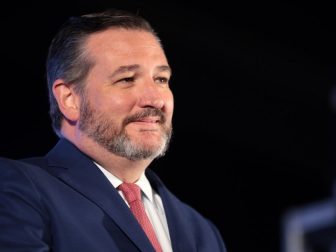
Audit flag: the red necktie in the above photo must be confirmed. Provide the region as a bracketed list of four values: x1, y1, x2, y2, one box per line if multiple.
[118, 182, 163, 252]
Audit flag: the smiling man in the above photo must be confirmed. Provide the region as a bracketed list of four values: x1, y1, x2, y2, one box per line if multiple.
[0, 9, 227, 252]
[54, 27, 174, 181]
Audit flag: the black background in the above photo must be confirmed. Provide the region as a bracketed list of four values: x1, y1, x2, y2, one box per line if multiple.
[0, 1, 334, 251]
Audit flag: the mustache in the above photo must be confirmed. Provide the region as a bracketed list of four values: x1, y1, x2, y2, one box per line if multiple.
[123, 108, 166, 126]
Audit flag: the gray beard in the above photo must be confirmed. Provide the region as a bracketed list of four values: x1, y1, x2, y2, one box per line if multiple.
[78, 98, 172, 161]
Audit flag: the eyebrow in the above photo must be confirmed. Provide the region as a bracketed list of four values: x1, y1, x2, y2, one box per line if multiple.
[108, 64, 140, 79]
[108, 64, 172, 79]
[156, 65, 172, 75]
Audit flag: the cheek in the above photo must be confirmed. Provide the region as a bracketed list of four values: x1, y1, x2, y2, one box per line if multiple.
[164, 93, 174, 118]
[96, 92, 136, 112]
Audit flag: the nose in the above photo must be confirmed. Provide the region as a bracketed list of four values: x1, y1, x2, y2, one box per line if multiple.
[137, 83, 165, 109]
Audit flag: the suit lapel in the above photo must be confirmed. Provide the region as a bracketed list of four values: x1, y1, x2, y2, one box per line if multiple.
[146, 170, 196, 252]
[46, 139, 155, 252]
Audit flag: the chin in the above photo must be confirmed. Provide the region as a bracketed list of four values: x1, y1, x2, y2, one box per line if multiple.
[135, 135, 165, 148]
[138, 140, 164, 150]
[128, 130, 168, 152]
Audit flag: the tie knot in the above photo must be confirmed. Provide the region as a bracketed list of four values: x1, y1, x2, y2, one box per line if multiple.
[118, 182, 141, 204]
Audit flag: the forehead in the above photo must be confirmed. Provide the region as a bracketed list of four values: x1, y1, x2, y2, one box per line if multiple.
[84, 28, 167, 62]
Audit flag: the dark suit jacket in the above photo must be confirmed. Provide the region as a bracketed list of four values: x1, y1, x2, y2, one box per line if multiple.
[0, 138, 226, 252]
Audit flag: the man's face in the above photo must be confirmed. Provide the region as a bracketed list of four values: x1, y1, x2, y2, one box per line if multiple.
[78, 28, 174, 161]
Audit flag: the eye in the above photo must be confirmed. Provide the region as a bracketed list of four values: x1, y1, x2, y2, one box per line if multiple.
[155, 77, 169, 85]
[118, 77, 135, 83]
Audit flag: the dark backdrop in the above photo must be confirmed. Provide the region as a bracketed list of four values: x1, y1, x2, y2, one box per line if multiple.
[0, 1, 333, 252]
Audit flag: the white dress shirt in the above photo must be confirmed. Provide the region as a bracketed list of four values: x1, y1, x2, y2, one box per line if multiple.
[95, 162, 173, 252]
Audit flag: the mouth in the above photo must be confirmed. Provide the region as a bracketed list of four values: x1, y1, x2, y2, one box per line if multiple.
[129, 117, 162, 129]
[123, 108, 166, 128]
[135, 117, 161, 124]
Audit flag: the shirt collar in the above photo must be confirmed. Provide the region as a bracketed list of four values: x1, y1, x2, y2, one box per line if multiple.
[94, 161, 154, 202]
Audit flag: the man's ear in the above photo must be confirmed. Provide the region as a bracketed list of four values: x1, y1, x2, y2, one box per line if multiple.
[52, 79, 80, 122]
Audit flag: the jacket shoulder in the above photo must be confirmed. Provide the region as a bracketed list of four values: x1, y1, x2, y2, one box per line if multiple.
[0, 157, 39, 169]
[21, 157, 48, 167]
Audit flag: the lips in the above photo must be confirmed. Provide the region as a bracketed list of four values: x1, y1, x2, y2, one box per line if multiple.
[135, 117, 160, 123]
[123, 108, 166, 127]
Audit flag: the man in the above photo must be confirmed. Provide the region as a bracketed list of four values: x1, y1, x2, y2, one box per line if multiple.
[0, 9, 227, 252]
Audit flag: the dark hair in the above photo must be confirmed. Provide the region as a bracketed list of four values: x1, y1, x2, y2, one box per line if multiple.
[46, 9, 159, 136]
